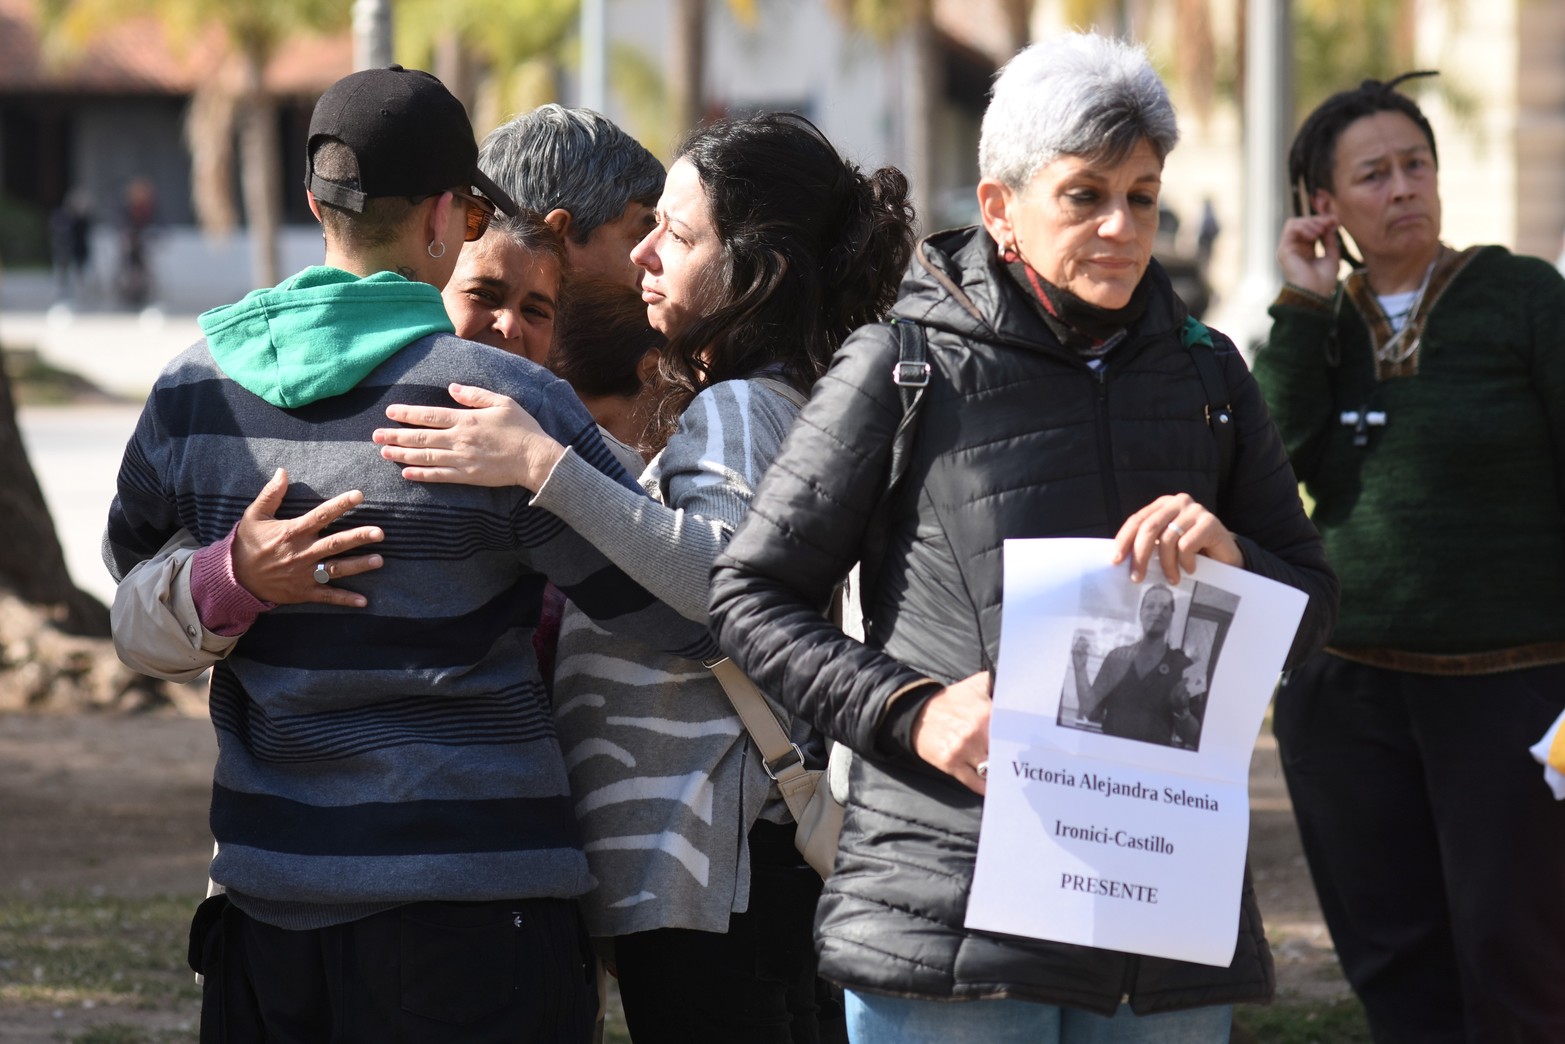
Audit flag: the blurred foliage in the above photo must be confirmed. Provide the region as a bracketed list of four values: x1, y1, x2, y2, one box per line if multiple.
[36, 0, 348, 68]
[0, 193, 51, 269]
[1295, 0, 1411, 114]
[1294, 0, 1478, 132]
[611, 42, 676, 159]
[396, 0, 578, 116]
[36, 0, 350, 268]
[824, 0, 930, 43]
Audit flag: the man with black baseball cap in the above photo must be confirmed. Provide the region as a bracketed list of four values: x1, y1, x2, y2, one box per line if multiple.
[103, 66, 714, 1042]
[305, 64, 516, 219]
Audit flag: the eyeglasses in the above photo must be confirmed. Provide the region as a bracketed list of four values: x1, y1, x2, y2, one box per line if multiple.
[451, 188, 496, 242]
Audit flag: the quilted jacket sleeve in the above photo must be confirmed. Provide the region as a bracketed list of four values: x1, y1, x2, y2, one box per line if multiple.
[710, 325, 941, 761]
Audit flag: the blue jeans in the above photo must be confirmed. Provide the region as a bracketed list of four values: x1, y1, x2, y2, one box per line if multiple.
[845, 991, 1231, 1044]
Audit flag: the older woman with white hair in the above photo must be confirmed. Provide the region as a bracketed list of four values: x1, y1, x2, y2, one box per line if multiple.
[708, 32, 1338, 1042]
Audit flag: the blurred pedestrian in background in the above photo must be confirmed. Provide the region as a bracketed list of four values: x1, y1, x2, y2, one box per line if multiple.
[115, 178, 155, 309]
[50, 189, 93, 303]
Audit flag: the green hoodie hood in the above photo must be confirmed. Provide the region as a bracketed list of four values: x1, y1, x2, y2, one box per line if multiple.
[198, 266, 455, 408]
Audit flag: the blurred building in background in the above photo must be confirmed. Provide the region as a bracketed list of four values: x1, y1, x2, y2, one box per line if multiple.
[1, 0, 1564, 319]
[0, 0, 350, 308]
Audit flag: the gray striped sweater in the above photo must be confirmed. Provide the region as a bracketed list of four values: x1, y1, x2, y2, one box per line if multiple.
[533, 378, 806, 936]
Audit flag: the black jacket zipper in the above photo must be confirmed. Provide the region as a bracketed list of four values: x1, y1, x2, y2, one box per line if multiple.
[1093, 366, 1122, 523]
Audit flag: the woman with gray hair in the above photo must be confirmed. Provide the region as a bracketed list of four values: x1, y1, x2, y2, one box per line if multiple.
[707, 32, 1337, 1042]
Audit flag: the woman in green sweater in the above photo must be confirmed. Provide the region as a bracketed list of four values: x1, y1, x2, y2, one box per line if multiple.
[1253, 74, 1565, 1042]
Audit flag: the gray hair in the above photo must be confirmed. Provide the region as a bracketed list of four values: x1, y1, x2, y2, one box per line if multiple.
[979, 33, 1179, 190]
[489, 209, 566, 270]
[478, 105, 664, 245]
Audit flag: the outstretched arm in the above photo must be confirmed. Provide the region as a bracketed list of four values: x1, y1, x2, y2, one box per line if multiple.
[377, 379, 799, 623]
[379, 376, 718, 660]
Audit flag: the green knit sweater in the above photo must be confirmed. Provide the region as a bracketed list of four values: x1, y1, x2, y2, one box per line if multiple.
[1254, 246, 1565, 669]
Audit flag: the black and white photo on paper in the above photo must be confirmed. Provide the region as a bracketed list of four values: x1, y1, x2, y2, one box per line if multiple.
[1056, 576, 1240, 752]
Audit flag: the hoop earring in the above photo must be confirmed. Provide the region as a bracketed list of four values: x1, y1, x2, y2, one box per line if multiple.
[427, 239, 447, 259]
[1000, 237, 1019, 264]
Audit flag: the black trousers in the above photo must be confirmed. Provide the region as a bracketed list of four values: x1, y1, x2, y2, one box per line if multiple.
[1274, 653, 1565, 1044]
[190, 894, 596, 1043]
[611, 818, 846, 1044]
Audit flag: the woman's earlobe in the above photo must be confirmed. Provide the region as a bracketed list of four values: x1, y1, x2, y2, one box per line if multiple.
[975, 179, 1013, 246]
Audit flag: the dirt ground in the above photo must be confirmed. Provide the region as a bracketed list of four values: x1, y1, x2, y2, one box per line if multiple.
[0, 707, 1350, 1039]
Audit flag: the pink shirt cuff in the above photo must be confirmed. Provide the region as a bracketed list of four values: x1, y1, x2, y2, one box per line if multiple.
[190, 525, 275, 636]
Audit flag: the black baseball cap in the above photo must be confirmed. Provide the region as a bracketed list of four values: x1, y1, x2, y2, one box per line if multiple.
[305, 65, 517, 216]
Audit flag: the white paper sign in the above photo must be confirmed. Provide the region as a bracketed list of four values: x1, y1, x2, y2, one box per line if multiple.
[964, 538, 1307, 967]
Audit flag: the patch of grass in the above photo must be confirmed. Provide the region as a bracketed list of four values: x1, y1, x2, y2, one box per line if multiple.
[2, 345, 123, 405]
[1233, 995, 1372, 1043]
[0, 894, 199, 1013]
[67, 1025, 196, 1044]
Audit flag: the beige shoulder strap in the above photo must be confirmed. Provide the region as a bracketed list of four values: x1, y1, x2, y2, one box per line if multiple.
[705, 656, 818, 822]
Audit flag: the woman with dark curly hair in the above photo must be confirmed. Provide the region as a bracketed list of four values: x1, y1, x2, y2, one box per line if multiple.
[1254, 73, 1565, 1042]
[374, 111, 916, 1043]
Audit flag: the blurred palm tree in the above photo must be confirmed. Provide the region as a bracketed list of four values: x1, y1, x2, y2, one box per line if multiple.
[1295, 0, 1412, 115]
[1054, 0, 1466, 133]
[38, 0, 351, 290]
[1294, 0, 1474, 128]
[394, 0, 579, 122]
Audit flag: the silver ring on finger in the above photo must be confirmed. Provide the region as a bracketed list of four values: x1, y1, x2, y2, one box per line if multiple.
[313, 562, 331, 585]
[976, 760, 989, 780]
[1165, 520, 1186, 538]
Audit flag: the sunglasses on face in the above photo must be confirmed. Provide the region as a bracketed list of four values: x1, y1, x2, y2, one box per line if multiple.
[451, 188, 496, 242]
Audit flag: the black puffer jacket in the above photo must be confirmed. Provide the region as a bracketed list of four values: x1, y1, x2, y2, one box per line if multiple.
[709, 226, 1338, 1014]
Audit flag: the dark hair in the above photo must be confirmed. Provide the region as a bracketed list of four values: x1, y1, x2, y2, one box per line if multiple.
[652, 112, 915, 441]
[489, 209, 567, 272]
[1287, 71, 1440, 215]
[549, 278, 666, 401]
[311, 139, 422, 248]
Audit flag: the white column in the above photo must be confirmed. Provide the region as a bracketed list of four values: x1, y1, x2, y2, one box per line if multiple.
[1209, 0, 1291, 358]
[353, 0, 394, 72]
[580, 0, 608, 112]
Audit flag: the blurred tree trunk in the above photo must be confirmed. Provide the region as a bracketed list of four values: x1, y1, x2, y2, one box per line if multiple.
[825, 0, 936, 229]
[904, 10, 938, 232]
[998, 0, 1032, 56]
[1177, 0, 1217, 122]
[433, 30, 477, 115]
[669, 0, 707, 135]
[237, 48, 281, 291]
[0, 359, 109, 637]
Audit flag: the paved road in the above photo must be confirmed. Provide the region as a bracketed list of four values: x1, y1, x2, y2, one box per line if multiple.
[2, 307, 200, 400]
[5, 307, 193, 607]
[18, 403, 145, 608]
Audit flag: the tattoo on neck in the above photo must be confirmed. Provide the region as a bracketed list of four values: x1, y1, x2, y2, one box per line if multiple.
[396, 266, 417, 280]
